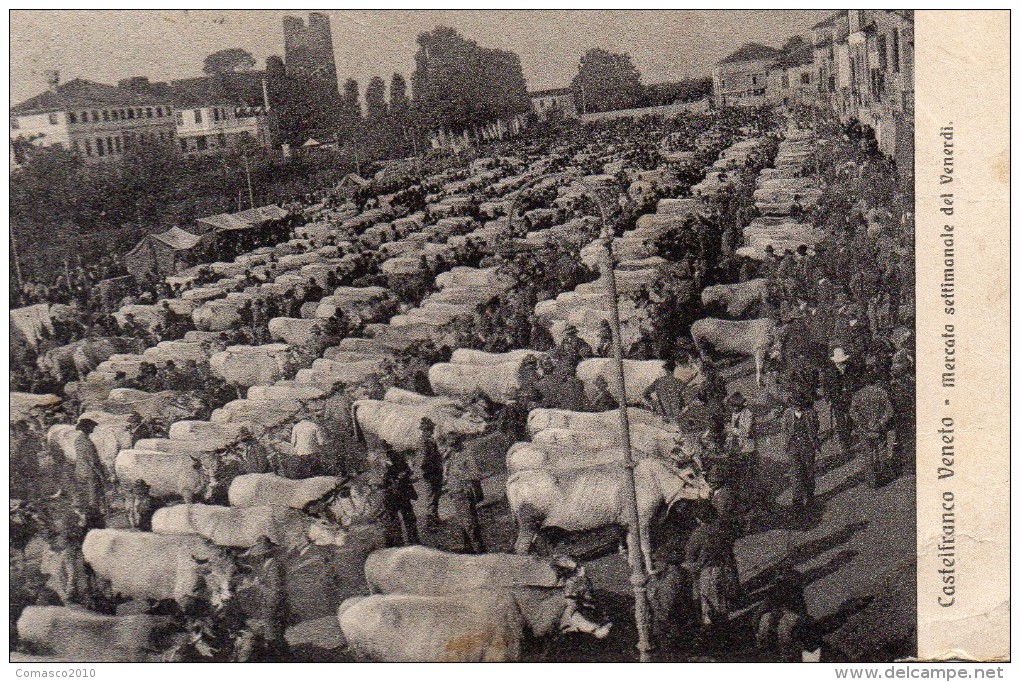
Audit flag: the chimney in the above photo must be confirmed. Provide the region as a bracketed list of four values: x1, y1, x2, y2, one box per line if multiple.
[45, 70, 60, 92]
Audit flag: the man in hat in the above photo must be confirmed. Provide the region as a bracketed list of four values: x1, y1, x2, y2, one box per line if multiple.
[849, 378, 895, 488]
[445, 436, 486, 554]
[417, 418, 444, 524]
[71, 419, 108, 530]
[552, 324, 593, 372]
[381, 447, 420, 546]
[823, 346, 859, 452]
[589, 375, 619, 412]
[126, 479, 156, 531]
[781, 393, 821, 515]
[239, 536, 290, 660]
[643, 358, 687, 424]
[723, 391, 756, 503]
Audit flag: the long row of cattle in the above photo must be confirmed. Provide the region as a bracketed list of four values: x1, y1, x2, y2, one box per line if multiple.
[14, 118, 813, 661]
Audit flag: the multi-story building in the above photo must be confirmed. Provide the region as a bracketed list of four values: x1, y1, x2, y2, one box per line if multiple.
[712, 43, 783, 107]
[165, 74, 274, 155]
[811, 10, 913, 175]
[283, 12, 339, 91]
[174, 102, 273, 154]
[529, 87, 578, 120]
[767, 37, 817, 106]
[10, 73, 177, 164]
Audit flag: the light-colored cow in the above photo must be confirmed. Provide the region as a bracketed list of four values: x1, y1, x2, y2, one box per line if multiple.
[507, 458, 712, 573]
[690, 317, 781, 386]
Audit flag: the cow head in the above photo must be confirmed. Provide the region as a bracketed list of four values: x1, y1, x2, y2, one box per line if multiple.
[652, 458, 714, 512]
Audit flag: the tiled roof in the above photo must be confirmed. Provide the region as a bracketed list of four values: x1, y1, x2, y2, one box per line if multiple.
[718, 43, 783, 65]
[11, 78, 166, 115]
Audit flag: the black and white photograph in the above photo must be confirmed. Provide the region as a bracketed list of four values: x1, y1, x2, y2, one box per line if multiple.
[7, 8, 997, 666]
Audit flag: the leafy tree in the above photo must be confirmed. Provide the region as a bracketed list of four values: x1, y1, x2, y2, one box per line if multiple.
[571, 48, 643, 114]
[389, 73, 410, 116]
[411, 26, 529, 138]
[203, 48, 257, 75]
[365, 77, 388, 121]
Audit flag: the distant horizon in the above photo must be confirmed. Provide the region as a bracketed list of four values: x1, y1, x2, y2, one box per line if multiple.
[11, 10, 831, 106]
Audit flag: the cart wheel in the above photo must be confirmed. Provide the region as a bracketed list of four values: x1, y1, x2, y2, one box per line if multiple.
[777, 610, 806, 661]
[755, 609, 780, 650]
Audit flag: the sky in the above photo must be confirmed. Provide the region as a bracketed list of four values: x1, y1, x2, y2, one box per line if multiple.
[10, 10, 832, 105]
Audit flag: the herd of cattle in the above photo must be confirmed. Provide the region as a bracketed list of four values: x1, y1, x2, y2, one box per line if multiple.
[12, 111, 828, 662]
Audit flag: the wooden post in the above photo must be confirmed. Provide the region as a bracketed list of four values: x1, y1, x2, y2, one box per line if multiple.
[10, 229, 24, 292]
[584, 179, 654, 662]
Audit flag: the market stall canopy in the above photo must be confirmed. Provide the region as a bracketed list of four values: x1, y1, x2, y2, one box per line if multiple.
[195, 204, 288, 233]
[124, 226, 204, 278]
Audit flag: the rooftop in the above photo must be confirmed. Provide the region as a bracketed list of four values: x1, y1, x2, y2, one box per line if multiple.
[718, 43, 784, 65]
[11, 78, 167, 115]
[12, 72, 268, 115]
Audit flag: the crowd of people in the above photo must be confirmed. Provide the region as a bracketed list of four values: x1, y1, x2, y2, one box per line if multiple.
[10, 102, 914, 661]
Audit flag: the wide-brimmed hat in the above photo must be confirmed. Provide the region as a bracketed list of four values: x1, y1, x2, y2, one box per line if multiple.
[830, 347, 851, 363]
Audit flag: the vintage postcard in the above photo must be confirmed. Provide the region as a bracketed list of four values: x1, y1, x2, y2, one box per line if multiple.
[7, 8, 1009, 668]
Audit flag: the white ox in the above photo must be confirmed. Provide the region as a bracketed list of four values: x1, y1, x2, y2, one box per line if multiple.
[228, 473, 342, 509]
[700, 278, 768, 319]
[690, 317, 780, 386]
[151, 503, 343, 549]
[16, 606, 176, 662]
[82, 529, 234, 604]
[352, 388, 486, 452]
[429, 350, 543, 404]
[507, 458, 713, 574]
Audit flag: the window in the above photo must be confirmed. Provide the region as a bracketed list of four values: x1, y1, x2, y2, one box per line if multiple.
[68, 112, 77, 124]
[179, 138, 188, 152]
[176, 111, 184, 125]
[156, 107, 163, 118]
[720, 80, 726, 88]
[877, 34, 888, 71]
[127, 108, 134, 119]
[96, 138, 105, 156]
[196, 135, 208, 151]
[194, 110, 203, 124]
[751, 75, 758, 86]
[801, 72, 811, 85]
[10, 118, 19, 130]
[213, 108, 220, 122]
[48, 113, 59, 125]
[145, 107, 153, 118]
[91, 111, 99, 122]
[891, 29, 901, 73]
[84, 139, 92, 156]
[102, 110, 110, 122]
[114, 136, 122, 152]
[106, 137, 114, 154]
[218, 132, 226, 146]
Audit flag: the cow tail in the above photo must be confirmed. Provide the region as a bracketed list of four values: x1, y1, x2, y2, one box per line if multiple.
[350, 403, 365, 444]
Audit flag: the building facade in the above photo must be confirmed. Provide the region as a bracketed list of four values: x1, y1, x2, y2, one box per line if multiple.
[11, 73, 275, 166]
[10, 75, 177, 164]
[174, 104, 272, 154]
[712, 44, 783, 107]
[529, 88, 578, 120]
[711, 10, 913, 176]
[283, 12, 339, 91]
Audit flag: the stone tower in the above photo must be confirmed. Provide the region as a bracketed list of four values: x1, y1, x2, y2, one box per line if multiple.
[282, 12, 339, 92]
